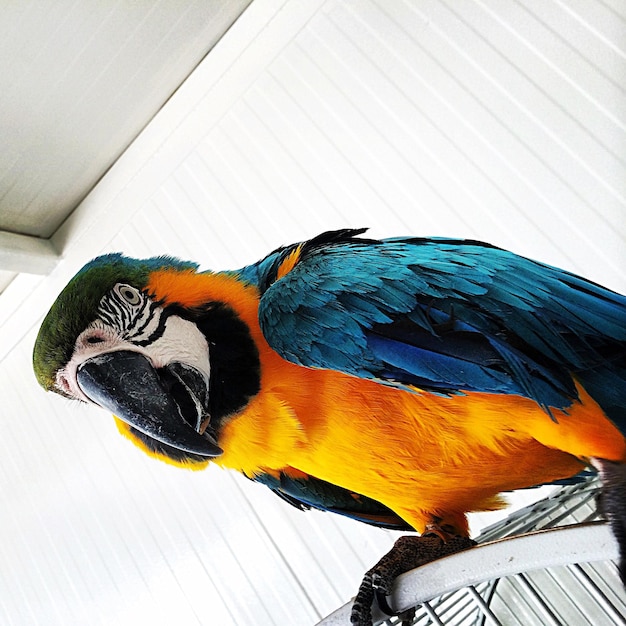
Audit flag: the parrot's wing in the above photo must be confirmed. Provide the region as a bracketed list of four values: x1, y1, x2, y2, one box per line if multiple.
[257, 230, 626, 416]
[251, 469, 413, 530]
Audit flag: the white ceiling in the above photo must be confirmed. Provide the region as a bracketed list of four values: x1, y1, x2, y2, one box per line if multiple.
[0, 0, 252, 285]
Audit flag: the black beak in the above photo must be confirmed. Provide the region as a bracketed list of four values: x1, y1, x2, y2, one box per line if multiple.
[76, 350, 223, 457]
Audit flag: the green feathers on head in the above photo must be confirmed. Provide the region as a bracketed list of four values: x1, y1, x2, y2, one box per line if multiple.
[33, 253, 198, 392]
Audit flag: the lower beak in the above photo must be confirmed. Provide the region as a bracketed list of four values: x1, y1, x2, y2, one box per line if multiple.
[76, 350, 223, 457]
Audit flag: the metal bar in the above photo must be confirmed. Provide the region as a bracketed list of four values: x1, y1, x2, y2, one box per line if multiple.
[436, 592, 478, 625]
[420, 600, 445, 626]
[495, 577, 539, 626]
[437, 587, 481, 620]
[514, 573, 561, 626]
[569, 564, 626, 625]
[466, 586, 502, 626]
[542, 565, 592, 625]
[544, 492, 599, 528]
[477, 484, 600, 545]
[477, 580, 500, 626]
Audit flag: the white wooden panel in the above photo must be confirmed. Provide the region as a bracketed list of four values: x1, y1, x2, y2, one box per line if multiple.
[0, 230, 59, 274]
[0, 0, 252, 237]
[0, 0, 624, 624]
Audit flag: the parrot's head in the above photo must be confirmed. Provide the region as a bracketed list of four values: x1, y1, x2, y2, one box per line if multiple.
[33, 253, 261, 467]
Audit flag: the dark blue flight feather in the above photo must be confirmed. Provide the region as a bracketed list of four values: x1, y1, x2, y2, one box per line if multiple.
[251, 470, 413, 531]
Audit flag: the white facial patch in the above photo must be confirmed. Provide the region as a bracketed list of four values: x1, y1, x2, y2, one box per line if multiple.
[147, 315, 211, 388]
[57, 283, 211, 403]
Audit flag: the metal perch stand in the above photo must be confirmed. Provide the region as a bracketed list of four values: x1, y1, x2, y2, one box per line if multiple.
[319, 478, 626, 625]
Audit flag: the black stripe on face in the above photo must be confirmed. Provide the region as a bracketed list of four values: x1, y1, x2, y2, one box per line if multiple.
[134, 306, 169, 347]
[127, 297, 152, 336]
[97, 290, 136, 332]
[97, 299, 123, 328]
[168, 302, 261, 427]
[96, 287, 164, 345]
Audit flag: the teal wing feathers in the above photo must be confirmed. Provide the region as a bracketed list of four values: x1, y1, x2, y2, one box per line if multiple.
[250, 229, 626, 426]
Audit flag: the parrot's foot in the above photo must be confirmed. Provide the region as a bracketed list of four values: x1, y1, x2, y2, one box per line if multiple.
[350, 531, 476, 626]
[592, 457, 626, 583]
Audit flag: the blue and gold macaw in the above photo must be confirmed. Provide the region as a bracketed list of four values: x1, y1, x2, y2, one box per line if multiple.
[33, 229, 626, 625]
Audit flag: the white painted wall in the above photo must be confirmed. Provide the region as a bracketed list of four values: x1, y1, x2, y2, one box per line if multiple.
[0, 1, 624, 624]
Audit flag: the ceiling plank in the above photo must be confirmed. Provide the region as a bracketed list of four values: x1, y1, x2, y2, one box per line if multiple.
[0, 230, 59, 274]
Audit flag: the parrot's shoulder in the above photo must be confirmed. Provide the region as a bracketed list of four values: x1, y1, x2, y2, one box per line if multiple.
[233, 228, 373, 292]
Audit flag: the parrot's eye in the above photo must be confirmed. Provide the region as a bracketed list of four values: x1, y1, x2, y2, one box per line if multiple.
[97, 283, 159, 343]
[115, 284, 142, 306]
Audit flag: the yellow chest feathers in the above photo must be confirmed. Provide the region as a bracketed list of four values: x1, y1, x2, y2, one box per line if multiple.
[215, 360, 623, 531]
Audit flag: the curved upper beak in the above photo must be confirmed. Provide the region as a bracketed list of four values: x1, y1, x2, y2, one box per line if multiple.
[76, 350, 222, 457]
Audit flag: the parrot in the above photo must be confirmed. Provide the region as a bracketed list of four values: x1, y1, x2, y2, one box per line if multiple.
[32, 228, 626, 625]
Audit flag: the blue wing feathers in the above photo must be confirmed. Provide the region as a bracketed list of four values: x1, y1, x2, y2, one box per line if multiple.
[367, 333, 514, 394]
[252, 470, 413, 531]
[250, 230, 626, 430]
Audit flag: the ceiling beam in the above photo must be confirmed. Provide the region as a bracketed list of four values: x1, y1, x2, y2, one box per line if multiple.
[0, 230, 60, 275]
